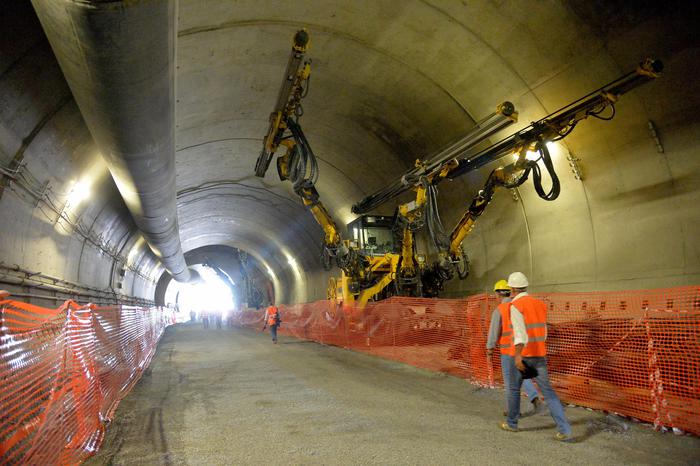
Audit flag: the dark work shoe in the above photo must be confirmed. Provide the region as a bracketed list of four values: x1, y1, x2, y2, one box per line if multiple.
[555, 432, 574, 442]
[499, 421, 518, 433]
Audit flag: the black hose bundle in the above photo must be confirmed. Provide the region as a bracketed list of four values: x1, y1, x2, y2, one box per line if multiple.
[287, 119, 319, 197]
[528, 141, 560, 201]
[494, 141, 560, 201]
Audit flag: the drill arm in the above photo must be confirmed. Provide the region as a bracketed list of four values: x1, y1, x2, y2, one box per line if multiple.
[253, 29, 344, 268]
[255, 29, 311, 178]
[449, 58, 663, 179]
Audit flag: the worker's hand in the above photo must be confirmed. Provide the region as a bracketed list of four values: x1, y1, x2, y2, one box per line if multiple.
[486, 349, 493, 356]
[515, 355, 525, 372]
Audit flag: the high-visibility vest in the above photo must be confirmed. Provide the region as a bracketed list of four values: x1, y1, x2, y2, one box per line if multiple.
[514, 295, 547, 357]
[497, 302, 515, 356]
[267, 306, 279, 326]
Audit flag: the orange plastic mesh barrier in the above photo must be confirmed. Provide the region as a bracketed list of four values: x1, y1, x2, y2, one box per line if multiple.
[0, 299, 175, 465]
[234, 286, 700, 435]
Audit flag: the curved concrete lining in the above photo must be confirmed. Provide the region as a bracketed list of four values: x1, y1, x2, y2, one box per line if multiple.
[0, 2, 698, 307]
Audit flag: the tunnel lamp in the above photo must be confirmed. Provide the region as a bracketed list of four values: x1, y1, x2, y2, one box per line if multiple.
[54, 179, 92, 234]
[66, 180, 91, 207]
[546, 141, 565, 159]
[126, 237, 145, 267]
[512, 150, 541, 162]
[526, 150, 540, 161]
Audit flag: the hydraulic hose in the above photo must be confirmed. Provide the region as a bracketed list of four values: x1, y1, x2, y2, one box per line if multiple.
[425, 185, 450, 252]
[287, 119, 319, 197]
[529, 141, 560, 201]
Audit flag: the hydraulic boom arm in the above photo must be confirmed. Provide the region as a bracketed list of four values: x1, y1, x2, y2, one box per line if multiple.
[255, 29, 311, 177]
[428, 58, 663, 287]
[356, 58, 662, 295]
[449, 58, 663, 179]
[254, 30, 342, 254]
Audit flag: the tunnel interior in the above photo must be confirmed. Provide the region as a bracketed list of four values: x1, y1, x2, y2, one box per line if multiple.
[0, 1, 698, 308]
[156, 244, 273, 310]
[1, 2, 700, 464]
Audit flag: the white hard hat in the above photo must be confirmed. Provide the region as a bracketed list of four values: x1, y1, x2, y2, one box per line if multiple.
[507, 272, 529, 288]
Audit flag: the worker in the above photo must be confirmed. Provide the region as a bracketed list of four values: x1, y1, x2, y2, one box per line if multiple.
[201, 310, 210, 329]
[499, 272, 573, 442]
[486, 279, 541, 416]
[262, 303, 281, 344]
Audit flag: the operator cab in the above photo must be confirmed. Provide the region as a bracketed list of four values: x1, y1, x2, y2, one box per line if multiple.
[347, 215, 397, 256]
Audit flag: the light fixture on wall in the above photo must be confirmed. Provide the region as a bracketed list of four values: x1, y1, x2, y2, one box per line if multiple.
[512, 148, 544, 162]
[54, 179, 92, 234]
[126, 237, 145, 267]
[67, 180, 90, 205]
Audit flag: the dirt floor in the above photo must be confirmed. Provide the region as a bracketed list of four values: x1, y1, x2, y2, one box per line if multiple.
[86, 323, 700, 466]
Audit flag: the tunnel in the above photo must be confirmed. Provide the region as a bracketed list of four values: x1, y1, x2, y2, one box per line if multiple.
[1, 1, 699, 464]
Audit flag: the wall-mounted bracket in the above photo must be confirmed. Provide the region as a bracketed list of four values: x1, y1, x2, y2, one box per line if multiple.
[567, 153, 584, 181]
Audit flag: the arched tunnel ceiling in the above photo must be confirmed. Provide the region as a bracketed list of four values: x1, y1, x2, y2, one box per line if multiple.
[169, 0, 700, 298]
[1, 1, 699, 305]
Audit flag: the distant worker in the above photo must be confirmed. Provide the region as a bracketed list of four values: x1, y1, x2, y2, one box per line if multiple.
[262, 303, 281, 344]
[499, 272, 573, 442]
[486, 280, 541, 416]
[214, 310, 223, 329]
[190, 310, 196, 322]
[201, 310, 210, 329]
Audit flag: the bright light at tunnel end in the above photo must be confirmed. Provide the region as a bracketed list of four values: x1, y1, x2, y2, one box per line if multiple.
[166, 265, 235, 319]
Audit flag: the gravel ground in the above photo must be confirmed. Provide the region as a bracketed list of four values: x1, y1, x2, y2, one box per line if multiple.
[86, 323, 700, 466]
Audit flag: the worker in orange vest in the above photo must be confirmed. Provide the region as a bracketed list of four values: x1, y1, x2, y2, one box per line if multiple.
[499, 272, 573, 442]
[262, 303, 281, 344]
[486, 279, 540, 416]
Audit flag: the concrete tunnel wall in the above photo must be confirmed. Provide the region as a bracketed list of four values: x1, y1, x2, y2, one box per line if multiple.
[0, 1, 698, 307]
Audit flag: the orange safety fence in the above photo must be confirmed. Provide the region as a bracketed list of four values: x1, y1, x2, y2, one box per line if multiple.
[234, 286, 700, 435]
[0, 299, 175, 465]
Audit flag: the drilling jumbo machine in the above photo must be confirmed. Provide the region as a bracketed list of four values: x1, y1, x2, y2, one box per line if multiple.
[254, 29, 662, 309]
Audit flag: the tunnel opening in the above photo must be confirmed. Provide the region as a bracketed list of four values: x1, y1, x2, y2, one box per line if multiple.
[164, 264, 235, 319]
[155, 245, 274, 310]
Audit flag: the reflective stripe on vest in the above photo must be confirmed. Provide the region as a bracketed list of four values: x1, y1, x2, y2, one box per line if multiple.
[514, 295, 547, 357]
[497, 302, 515, 356]
[267, 306, 279, 326]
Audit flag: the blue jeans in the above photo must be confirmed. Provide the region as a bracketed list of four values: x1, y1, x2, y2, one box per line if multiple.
[506, 356, 571, 435]
[270, 324, 278, 342]
[501, 354, 539, 405]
